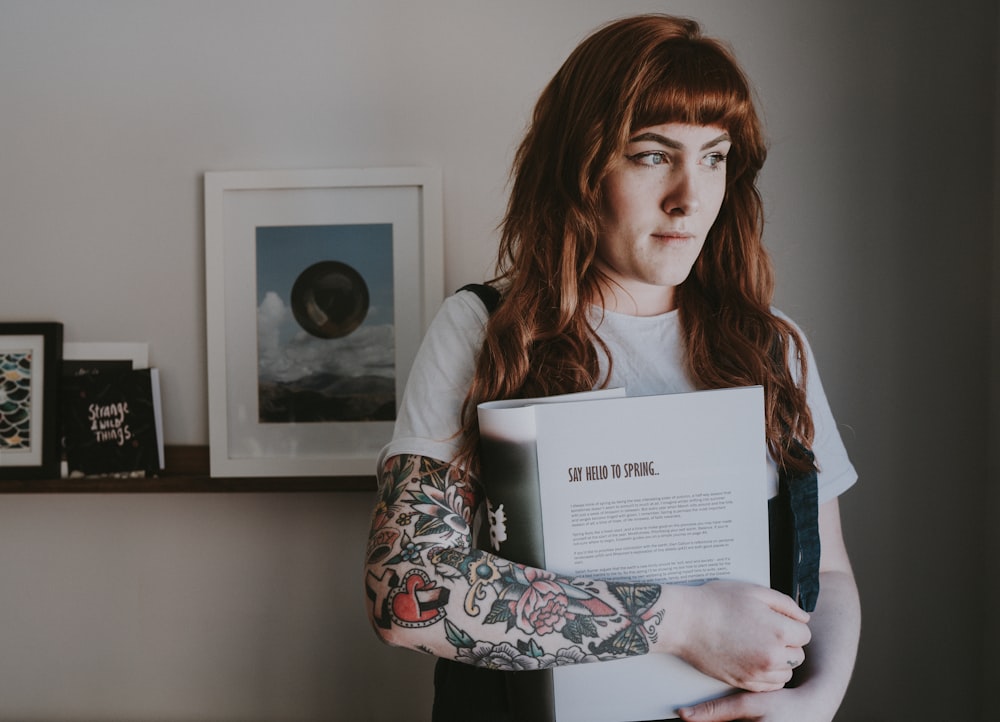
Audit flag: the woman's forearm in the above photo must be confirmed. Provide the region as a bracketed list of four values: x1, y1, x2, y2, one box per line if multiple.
[364, 454, 669, 669]
[795, 568, 861, 716]
[789, 498, 861, 718]
[366, 454, 814, 693]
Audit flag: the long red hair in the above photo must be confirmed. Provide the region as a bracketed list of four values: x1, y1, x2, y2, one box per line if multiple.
[456, 14, 815, 476]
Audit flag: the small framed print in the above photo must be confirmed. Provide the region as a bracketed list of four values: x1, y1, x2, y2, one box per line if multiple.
[0, 322, 63, 480]
[204, 167, 443, 479]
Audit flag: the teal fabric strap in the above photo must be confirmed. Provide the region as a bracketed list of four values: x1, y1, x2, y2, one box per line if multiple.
[782, 445, 820, 612]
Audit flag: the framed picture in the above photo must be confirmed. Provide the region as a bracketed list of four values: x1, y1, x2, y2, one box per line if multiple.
[0, 322, 63, 480]
[204, 167, 443, 478]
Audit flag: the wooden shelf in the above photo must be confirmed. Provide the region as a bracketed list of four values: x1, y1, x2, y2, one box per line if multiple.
[0, 445, 377, 493]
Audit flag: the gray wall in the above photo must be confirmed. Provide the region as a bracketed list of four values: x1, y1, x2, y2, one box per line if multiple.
[0, 1, 996, 720]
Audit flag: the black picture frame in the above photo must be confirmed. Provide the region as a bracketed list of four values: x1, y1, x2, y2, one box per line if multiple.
[0, 322, 63, 480]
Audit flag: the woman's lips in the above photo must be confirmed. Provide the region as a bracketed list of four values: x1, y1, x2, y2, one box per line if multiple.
[652, 231, 694, 241]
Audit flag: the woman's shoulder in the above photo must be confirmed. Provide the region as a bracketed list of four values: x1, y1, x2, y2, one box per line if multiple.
[409, 287, 494, 369]
[769, 305, 799, 327]
[426, 287, 494, 334]
[770, 306, 815, 352]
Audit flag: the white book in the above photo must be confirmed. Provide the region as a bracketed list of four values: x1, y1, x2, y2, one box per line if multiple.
[477, 386, 770, 721]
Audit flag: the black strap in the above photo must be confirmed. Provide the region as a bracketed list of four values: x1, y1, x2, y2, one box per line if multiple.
[457, 283, 502, 314]
[768, 445, 820, 613]
[784, 449, 821, 612]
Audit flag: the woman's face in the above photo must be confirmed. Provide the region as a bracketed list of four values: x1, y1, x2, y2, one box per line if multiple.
[595, 123, 730, 316]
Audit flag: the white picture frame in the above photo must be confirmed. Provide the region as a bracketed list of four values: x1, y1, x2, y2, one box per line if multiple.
[204, 167, 443, 478]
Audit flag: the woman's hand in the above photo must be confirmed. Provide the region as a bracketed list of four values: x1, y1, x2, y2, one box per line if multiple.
[661, 580, 811, 693]
[676, 500, 860, 722]
[676, 687, 807, 722]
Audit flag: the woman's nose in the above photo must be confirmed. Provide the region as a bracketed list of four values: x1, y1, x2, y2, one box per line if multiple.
[663, 169, 700, 216]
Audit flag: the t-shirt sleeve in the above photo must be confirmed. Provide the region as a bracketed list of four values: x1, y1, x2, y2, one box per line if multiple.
[786, 316, 858, 504]
[376, 291, 489, 473]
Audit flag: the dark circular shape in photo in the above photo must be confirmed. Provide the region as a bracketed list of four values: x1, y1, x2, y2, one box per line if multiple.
[290, 260, 370, 339]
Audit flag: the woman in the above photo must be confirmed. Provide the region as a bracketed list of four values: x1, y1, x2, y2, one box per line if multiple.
[365, 14, 860, 722]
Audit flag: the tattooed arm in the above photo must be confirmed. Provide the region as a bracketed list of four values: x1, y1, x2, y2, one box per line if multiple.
[365, 453, 810, 690]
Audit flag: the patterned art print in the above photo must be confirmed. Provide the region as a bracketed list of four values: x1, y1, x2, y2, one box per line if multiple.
[0, 350, 33, 452]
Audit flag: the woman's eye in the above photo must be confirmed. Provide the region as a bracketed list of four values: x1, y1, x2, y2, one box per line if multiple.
[630, 151, 669, 167]
[704, 152, 728, 169]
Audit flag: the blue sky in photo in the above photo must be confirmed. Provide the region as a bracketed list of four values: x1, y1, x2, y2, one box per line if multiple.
[256, 223, 394, 328]
[255, 223, 396, 384]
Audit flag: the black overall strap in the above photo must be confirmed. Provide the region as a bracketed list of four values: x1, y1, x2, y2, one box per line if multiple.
[784, 448, 821, 612]
[769, 446, 821, 613]
[457, 283, 502, 313]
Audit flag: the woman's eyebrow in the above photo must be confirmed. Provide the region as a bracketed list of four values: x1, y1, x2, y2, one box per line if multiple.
[628, 131, 732, 150]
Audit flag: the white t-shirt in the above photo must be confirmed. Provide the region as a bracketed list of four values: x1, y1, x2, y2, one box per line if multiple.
[381, 290, 857, 504]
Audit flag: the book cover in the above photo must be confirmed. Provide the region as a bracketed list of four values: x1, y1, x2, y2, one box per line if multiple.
[61, 367, 164, 476]
[477, 386, 770, 722]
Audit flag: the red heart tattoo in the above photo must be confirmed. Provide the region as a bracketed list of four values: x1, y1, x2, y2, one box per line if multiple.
[389, 569, 450, 628]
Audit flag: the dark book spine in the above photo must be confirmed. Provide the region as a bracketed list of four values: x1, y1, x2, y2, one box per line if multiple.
[476, 431, 556, 720]
[476, 435, 546, 569]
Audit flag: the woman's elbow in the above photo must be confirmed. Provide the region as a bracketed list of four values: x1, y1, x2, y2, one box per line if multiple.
[364, 563, 398, 647]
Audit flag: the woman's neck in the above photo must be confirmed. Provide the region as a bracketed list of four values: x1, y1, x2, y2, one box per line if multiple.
[599, 280, 677, 317]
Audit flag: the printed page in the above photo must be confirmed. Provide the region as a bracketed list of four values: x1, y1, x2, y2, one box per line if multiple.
[533, 386, 769, 721]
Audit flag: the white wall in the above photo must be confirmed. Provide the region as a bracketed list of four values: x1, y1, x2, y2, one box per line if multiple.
[0, 1, 996, 719]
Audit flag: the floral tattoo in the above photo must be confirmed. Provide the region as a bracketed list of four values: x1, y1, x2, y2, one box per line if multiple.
[365, 455, 663, 670]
